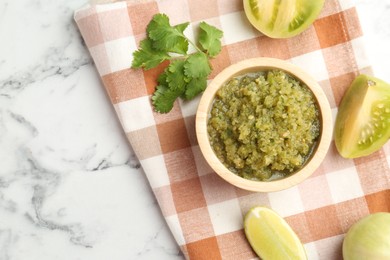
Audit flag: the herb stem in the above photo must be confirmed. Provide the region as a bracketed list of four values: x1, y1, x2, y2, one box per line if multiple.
[168, 55, 188, 61]
[186, 38, 203, 53]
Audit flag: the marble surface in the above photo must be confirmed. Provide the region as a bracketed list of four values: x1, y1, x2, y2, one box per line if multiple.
[0, 1, 389, 259]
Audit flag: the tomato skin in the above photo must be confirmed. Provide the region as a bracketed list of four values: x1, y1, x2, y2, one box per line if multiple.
[243, 0, 325, 38]
[334, 75, 390, 158]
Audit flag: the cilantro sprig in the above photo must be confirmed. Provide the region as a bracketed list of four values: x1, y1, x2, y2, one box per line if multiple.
[131, 14, 223, 113]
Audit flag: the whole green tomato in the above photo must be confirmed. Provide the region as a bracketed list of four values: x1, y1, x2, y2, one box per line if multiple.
[343, 213, 390, 260]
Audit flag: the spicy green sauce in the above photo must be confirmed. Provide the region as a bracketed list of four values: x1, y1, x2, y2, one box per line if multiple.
[207, 70, 320, 181]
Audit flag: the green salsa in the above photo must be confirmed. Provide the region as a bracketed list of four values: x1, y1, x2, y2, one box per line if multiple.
[207, 70, 320, 181]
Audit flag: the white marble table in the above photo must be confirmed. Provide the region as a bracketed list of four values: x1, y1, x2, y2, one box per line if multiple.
[0, 1, 389, 259]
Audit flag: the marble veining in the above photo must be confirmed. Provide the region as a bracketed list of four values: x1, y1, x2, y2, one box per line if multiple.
[0, 0, 389, 259]
[0, 0, 182, 259]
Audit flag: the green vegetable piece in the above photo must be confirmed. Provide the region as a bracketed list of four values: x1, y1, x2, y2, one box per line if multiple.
[152, 85, 184, 113]
[184, 52, 211, 79]
[131, 38, 170, 70]
[343, 213, 390, 260]
[198, 22, 223, 57]
[334, 74, 390, 158]
[243, 0, 325, 38]
[184, 76, 208, 100]
[147, 14, 189, 54]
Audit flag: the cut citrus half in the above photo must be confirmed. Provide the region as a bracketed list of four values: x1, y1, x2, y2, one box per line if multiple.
[244, 206, 307, 260]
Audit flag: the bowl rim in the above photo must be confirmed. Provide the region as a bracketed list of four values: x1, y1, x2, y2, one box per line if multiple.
[195, 57, 333, 192]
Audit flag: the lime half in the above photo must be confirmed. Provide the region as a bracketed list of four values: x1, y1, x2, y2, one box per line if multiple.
[244, 206, 307, 260]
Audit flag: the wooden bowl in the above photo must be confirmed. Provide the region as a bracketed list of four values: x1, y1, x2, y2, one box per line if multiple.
[196, 58, 332, 192]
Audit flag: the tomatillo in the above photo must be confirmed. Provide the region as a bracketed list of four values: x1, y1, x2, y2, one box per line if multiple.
[243, 0, 325, 38]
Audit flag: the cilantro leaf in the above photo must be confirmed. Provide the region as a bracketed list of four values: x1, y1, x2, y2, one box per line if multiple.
[184, 52, 211, 78]
[169, 23, 191, 54]
[152, 85, 183, 113]
[131, 13, 225, 113]
[199, 22, 223, 58]
[166, 60, 188, 91]
[175, 22, 190, 34]
[147, 14, 189, 54]
[184, 76, 208, 100]
[157, 70, 168, 86]
[131, 38, 170, 69]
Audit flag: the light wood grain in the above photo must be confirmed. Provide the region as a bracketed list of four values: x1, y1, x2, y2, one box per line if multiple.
[196, 58, 333, 192]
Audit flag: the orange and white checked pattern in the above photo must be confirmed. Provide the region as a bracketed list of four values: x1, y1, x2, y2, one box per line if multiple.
[74, 0, 390, 259]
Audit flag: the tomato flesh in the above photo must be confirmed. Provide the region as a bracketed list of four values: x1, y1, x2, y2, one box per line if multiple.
[335, 75, 390, 158]
[243, 0, 325, 38]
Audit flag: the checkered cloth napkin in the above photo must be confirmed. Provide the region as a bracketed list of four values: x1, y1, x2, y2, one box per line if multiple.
[74, 0, 390, 258]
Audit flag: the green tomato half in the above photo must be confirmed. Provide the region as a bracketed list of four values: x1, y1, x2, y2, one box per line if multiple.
[243, 0, 325, 38]
[334, 75, 390, 158]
